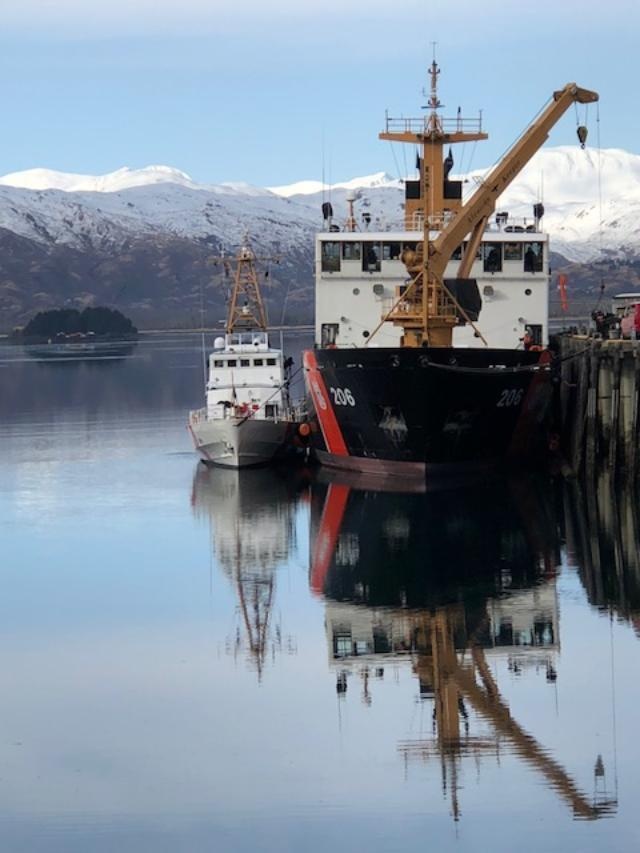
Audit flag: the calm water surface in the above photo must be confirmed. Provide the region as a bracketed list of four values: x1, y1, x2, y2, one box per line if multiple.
[1, 334, 639, 852]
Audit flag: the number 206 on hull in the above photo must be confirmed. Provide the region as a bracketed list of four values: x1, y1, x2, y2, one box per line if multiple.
[303, 347, 553, 476]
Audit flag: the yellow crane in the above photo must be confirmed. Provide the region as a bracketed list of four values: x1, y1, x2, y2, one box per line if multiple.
[378, 64, 598, 347]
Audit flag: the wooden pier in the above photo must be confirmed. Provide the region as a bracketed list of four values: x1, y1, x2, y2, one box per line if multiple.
[557, 336, 640, 481]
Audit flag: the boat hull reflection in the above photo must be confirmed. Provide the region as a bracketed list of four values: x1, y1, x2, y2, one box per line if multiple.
[310, 472, 558, 610]
[191, 463, 306, 676]
[309, 471, 617, 820]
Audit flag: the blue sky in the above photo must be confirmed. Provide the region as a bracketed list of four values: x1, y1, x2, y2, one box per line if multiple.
[0, 0, 637, 186]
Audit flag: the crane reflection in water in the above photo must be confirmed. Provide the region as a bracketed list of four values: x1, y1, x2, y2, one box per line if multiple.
[309, 471, 619, 822]
[191, 464, 303, 679]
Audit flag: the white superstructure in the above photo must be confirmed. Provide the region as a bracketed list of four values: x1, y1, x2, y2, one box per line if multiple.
[315, 219, 549, 350]
[189, 331, 293, 468]
[204, 331, 287, 421]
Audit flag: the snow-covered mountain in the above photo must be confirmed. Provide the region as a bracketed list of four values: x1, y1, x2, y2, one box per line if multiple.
[1, 148, 639, 329]
[1, 148, 639, 263]
[268, 149, 640, 263]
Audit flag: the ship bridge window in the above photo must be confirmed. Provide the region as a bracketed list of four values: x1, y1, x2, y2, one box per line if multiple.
[254, 358, 264, 366]
[240, 358, 250, 367]
[266, 358, 277, 366]
[504, 242, 523, 261]
[483, 242, 503, 273]
[213, 359, 224, 368]
[382, 242, 401, 261]
[362, 242, 381, 272]
[451, 244, 463, 261]
[227, 359, 237, 367]
[321, 241, 341, 272]
[524, 242, 544, 272]
[342, 242, 361, 261]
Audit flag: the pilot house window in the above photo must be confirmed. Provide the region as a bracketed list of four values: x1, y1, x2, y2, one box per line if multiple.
[504, 242, 523, 261]
[524, 242, 544, 272]
[362, 242, 381, 272]
[342, 242, 361, 261]
[321, 242, 341, 272]
[382, 242, 401, 261]
[483, 242, 502, 273]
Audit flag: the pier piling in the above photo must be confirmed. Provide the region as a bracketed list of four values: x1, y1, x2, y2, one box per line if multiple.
[558, 336, 640, 482]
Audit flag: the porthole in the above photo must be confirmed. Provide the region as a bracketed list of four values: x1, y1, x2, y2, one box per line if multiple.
[525, 288, 532, 296]
[362, 330, 370, 338]
[353, 287, 360, 295]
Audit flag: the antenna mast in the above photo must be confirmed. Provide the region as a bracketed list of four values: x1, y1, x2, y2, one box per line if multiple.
[213, 235, 279, 334]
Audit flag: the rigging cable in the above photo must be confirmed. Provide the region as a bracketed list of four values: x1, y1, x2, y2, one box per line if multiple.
[388, 140, 403, 183]
[199, 274, 207, 389]
[593, 100, 606, 312]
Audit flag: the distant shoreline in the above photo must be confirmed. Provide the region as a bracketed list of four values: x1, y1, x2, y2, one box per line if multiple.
[1, 324, 315, 340]
[137, 325, 315, 335]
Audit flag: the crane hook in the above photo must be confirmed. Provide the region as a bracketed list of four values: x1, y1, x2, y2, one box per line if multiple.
[577, 126, 588, 149]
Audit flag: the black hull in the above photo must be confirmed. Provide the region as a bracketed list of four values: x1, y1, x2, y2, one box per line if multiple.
[303, 346, 552, 478]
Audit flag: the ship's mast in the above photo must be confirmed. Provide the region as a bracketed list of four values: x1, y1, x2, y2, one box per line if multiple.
[379, 60, 487, 347]
[379, 65, 598, 348]
[222, 237, 278, 334]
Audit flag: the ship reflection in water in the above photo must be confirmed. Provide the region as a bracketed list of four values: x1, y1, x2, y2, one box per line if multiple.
[191, 464, 302, 677]
[189, 458, 640, 831]
[310, 472, 618, 822]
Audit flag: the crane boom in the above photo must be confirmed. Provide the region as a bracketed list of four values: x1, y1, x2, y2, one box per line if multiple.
[378, 70, 598, 347]
[430, 83, 599, 279]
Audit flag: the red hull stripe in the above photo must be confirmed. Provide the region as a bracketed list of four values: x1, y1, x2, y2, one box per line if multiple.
[303, 350, 348, 456]
[310, 483, 351, 595]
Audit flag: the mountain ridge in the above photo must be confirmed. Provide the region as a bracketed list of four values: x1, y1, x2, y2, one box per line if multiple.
[1, 146, 640, 330]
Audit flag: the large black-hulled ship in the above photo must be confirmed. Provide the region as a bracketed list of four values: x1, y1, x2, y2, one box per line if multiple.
[303, 63, 598, 478]
[304, 345, 551, 475]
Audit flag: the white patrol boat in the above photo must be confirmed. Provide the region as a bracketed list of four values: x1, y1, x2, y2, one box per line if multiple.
[188, 241, 298, 468]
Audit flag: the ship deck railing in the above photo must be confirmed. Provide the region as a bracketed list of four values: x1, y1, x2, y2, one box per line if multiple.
[319, 216, 544, 236]
[383, 115, 484, 135]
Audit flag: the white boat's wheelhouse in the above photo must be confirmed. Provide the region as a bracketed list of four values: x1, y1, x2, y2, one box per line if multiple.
[206, 331, 287, 421]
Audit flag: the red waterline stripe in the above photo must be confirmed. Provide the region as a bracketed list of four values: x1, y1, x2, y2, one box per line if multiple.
[303, 350, 348, 456]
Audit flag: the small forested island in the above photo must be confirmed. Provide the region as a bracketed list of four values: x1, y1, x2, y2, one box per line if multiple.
[14, 307, 138, 343]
